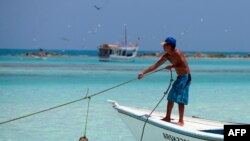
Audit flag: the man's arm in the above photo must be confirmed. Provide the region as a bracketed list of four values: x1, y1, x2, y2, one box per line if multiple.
[138, 55, 168, 79]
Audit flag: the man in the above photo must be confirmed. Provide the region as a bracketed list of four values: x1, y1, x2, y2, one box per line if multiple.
[137, 37, 191, 126]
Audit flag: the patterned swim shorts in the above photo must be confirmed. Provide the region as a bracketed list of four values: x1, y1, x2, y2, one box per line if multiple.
[167, 74, 191, 105]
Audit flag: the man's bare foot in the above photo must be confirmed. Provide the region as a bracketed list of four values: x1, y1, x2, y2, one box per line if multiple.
[176, 121, 184, 126]
[161, 117, 171, 122]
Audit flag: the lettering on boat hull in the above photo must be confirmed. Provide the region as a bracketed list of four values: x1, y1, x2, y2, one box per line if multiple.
[163, 133, 190, 141]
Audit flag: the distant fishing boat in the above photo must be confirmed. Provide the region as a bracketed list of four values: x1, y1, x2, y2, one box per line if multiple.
[108, 100, 239, 141]
[98, 44, 138, 62]
[98, 26, 139, 62]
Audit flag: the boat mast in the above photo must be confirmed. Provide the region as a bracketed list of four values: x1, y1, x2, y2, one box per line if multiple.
[124, 24, 127, 46]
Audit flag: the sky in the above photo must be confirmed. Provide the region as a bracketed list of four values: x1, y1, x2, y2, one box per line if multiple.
[0, 0, 250, 52]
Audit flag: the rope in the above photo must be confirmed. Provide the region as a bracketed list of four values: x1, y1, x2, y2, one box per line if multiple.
[0, 67, 166, 125]
[140, 69, 174, 141]
[79, 89, 91, 141]
[84, 90, 90, 137]
[86, 67, 165, 98]
[0, 97, 86, 125]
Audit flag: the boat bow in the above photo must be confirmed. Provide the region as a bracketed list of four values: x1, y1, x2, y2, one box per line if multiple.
[108, 100, 226, 141]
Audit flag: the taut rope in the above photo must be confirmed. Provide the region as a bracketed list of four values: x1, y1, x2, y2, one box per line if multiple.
[140, 69, 174, 141]
[0, 67, 166, 125]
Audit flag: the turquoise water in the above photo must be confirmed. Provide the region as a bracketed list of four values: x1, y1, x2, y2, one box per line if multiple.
[0, 56, 250, 141]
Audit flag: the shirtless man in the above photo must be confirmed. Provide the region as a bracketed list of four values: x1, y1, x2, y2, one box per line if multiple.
[138, 37, 191, 126]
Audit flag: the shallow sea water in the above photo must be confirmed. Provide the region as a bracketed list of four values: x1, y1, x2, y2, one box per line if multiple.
[0, 56, 250, 141]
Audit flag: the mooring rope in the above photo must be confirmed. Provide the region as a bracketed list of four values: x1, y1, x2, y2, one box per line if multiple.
[140, 69, 174, 141]
[0, 67, 166, 125]
[84, 97, 91, 138]
[79, 89, 91, 141]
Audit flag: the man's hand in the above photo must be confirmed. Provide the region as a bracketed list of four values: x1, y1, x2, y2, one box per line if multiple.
[137, 73, 144, 79]
[165, 65, 173, 70]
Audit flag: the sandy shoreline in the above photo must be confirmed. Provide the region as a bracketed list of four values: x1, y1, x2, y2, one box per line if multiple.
[137, 52, 250, 59]
[1, 49, 250, 59]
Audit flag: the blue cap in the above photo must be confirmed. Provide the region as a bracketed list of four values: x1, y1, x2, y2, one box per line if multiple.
[160, 37, 176, 46]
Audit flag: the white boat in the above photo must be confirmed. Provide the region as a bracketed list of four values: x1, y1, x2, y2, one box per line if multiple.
[108, 100, 237, 141]
[98, 26, 139, 62]
[98, 44, 138, 62]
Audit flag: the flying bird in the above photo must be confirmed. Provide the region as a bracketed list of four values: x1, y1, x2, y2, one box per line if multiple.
[94, 5, 101, 10]
[62, 37, 70, 42]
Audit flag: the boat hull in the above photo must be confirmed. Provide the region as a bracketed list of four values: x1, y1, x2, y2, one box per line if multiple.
[108, 100, 225, 141]
[99, 55, 136, 62]
[118, 110, 216, 141]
